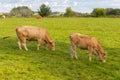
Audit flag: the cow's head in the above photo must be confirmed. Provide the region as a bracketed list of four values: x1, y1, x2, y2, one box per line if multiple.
[101, 52, 107, 63]
[49, 41, 55, 51]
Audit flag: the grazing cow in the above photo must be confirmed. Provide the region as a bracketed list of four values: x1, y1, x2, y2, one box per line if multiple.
[69, 33, 106, 62]
[35, 15, 42, 19]
[2, 15, 6, 19]
[16, 26, 55, 51]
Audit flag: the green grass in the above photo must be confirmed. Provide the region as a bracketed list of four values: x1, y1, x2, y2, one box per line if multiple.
[0, 18, 120, 80]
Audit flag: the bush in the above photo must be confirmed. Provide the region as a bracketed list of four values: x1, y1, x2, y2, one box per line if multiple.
[64, 7, 77, 17]
[92, 8, 106, 17]
[38, 4, 51, 17]
[10, 6, 33, 17]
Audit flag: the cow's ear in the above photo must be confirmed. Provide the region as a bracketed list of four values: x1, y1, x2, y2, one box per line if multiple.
[103, 52, 107, 57]
[49, 41, 53, 44]
[49, 41, 55, 44]
[105, 51, 107, 55]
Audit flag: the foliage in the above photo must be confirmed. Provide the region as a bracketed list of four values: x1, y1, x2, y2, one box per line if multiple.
[92, 8, 106, 17]
[106, 8, 120, 16]
[91, 8, 120, 17]
[0, 18, 120, 80]
[38, 4, 51, 17]
[64, 7, 77, 17]
[10, 6, 33, 17]
[8, 5, 120, 18]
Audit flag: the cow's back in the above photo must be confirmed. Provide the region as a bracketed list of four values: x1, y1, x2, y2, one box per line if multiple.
[16, 26, 47, 40]
[70, 33, 82, 44]
[70, 33, 96, 49]
[70, 33, 90, 44]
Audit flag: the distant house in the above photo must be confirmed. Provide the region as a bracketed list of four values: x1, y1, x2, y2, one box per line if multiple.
[0, 12, 6, 18]
[33, 11, 39, 16]
[50, 12, 63, 17]
[0, 12, 3, 17]
[33, 11, 64, 17]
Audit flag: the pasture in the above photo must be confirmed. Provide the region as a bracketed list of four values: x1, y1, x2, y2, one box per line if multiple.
[0, 18, 120, 80]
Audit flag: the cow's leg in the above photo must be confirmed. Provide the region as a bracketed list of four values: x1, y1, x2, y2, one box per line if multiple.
[88, 47, 93, 61]
[70, 47, 74, 59]
[44, 44, 48, 50]
[70, 41, 78, 59]
[71, 46, 78, 59]
[93, 50, 100, 60]
[18, 40, 22, 50]
[21, 38, 28, 51]
[37, 39, 42, 50]
[98, 51, 103, 61]
[73, 46, 78, 59]
[43, 41, 48, 50]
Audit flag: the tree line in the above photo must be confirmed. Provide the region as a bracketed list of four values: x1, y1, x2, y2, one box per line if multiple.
[4, 4, 120, 17]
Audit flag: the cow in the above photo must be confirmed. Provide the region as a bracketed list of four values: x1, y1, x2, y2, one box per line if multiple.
[35, 15, 42, 19]
[69, 33, 106, 62]
[16, 26, 55, 51]
[2, 15, 6, 19]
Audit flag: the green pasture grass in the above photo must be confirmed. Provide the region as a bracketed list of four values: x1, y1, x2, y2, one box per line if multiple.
[0, 18, 120, 80]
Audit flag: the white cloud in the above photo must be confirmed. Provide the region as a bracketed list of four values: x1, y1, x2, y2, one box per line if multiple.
[0, 0, 120, 13]
[44, 1, 49, 5]
[111, 3, 120, 7]
[73, 2, 78, 6]
[63, 0, 68, 4]
[52, 2, 58, 6]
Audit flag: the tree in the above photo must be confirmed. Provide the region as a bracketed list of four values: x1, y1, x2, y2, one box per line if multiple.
[92, 8, 106, 17]
[10, 6, 33, 17]
[106, 8, 113, 15]
[106, 8, 120, 15]
[64, 7, 77, 17]
[38, 4, 51, 17]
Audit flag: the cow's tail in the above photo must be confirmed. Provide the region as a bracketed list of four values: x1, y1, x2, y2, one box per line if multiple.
[69, 35, 75, 49]
[2, 35, 11, 39]
[15, 28, 21, 40]
[2, 28, 19, 40]
[69, 35, 74, 48]
[69, 35, 72, 41]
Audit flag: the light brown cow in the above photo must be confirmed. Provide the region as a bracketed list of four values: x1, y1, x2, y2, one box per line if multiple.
[69, 33, 106, 62]
[16, 26, 55, 51]
[35, 15, 42, 19]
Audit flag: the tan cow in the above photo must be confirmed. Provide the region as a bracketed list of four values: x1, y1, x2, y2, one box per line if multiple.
[16, 26, 55, 51]
[69, 33, 106, 62]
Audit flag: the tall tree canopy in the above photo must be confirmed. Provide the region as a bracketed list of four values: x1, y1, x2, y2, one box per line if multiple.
[10, 6, 33, 17]
[38, 4, 51, 17]
[106, 8, 120, 15]
[64, 7, 77, 17]
[92, 8, 106, 17]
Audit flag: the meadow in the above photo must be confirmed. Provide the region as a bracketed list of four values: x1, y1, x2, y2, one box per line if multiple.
[0, 18, 120, 80]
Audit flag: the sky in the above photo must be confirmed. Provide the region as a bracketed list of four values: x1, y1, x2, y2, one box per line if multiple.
[0, 0, 120, 13]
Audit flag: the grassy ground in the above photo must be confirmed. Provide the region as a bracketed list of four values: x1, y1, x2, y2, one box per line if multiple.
[0, 18, 120, 80]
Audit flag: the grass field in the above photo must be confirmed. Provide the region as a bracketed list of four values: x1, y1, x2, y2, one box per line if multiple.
[0, 18, 120, 80]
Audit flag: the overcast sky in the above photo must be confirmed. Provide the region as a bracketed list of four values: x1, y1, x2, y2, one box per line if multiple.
[0, 0, 120, 13]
